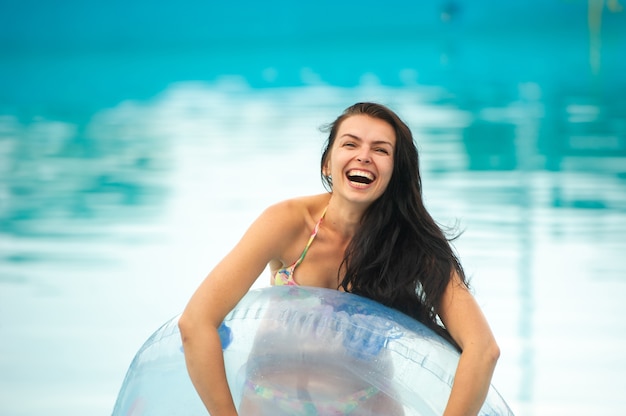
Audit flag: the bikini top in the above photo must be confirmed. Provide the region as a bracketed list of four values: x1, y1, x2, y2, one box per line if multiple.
[271, 206, 328, 286]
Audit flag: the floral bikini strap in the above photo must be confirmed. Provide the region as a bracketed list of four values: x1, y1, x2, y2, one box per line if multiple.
[292, 205, 328, 270]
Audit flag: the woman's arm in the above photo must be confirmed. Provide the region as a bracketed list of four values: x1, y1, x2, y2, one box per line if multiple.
[178, 202, 303, 416]
[438, 273, 500, 416]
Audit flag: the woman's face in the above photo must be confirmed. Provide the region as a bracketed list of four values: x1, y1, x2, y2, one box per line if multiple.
[324, 114, 396, 206]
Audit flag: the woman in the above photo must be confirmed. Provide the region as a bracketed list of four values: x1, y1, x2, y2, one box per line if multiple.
[179, 102, 500, 416]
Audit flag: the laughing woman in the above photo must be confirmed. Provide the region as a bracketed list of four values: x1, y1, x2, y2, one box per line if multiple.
[178, 102, 500, 416]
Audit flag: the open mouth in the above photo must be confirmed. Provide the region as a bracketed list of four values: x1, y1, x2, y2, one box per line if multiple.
[346, 169, 375, 185]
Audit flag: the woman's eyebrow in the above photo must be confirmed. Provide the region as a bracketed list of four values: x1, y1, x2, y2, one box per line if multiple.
[340, 133, 361, 140]
[372, 140, 394, 147]
[340, 134, 394, 147]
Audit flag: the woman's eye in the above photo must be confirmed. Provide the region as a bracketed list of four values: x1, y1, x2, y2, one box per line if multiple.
[376, 148, 390, 154]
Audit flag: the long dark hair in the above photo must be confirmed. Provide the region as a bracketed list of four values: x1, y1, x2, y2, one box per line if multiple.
[321, 102, 467, 348]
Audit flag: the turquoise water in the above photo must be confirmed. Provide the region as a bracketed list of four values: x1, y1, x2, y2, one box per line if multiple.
[1, 2, 625, 415]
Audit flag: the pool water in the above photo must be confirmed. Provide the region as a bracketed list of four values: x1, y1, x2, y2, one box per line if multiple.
[1, 2, 625, 415]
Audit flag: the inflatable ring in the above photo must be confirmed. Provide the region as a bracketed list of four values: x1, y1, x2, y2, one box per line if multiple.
[112, 286, 513, 415]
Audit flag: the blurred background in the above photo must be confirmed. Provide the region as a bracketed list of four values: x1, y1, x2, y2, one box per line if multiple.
[1, 1, 625, 415]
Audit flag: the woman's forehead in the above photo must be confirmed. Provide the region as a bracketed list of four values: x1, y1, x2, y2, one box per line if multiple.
[336, 115, 396, 144]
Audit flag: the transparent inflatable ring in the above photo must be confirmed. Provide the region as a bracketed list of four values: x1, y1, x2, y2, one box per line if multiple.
[112, 286, 514, 415]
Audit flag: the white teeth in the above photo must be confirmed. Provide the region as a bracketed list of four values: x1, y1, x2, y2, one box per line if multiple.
[347, 170, 374, 180]
[346, 169, 375, 185]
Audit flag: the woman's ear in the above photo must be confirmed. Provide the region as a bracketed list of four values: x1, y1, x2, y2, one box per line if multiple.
[322, 161, 330, 177]
[322, 162, 333, 187]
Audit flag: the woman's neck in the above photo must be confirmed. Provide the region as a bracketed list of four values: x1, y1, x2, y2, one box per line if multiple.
[324, 195, 368, 240]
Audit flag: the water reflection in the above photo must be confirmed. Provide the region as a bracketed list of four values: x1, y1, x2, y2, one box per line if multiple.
[0, 114, 168, 235]
[1, 79, 625, 415]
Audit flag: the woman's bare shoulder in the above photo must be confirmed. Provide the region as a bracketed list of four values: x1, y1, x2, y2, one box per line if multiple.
[265, 194, 330, 222]
[252, 194, 330, 264]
